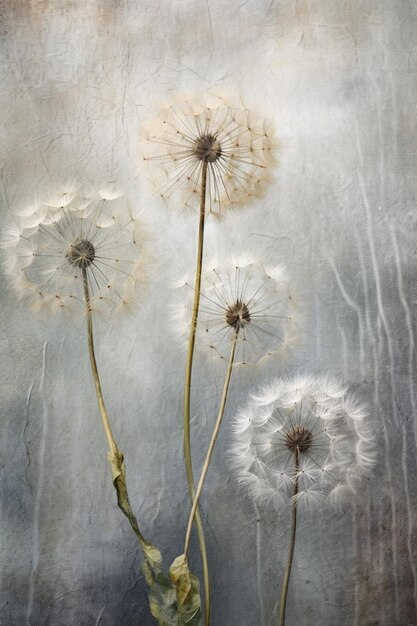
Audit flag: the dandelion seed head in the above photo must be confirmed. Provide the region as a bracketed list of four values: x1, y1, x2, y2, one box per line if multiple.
[171, 255, 295, 365]
[3, 183, 149, 316]
[141, 90, 277, 216]
[230, 375, 376, 510]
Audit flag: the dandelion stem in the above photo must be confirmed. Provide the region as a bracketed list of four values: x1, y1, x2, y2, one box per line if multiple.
[279, 450, 299, 626]
[82, 267, 118, 456]
[183, 161, 211, 625]
[184, 331, 238, 557]
[82, 268, 159, 584]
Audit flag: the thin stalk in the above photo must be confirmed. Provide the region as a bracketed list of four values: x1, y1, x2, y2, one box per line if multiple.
[82, 266, 149, 548]
[279, 450, 299, 626]
[183, 161, 211, 625]
[184, 331, 238, 557]
[82, 266, 118, 456]
[82, 268, 158, 575]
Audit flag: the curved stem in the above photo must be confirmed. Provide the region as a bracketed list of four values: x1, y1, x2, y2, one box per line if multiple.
[184, 331, 238, 557]
[279, 450, 299, 626]
[183, 161, 211, 625]
[82, 267, 118, 456]
[83, 267, 164, 594]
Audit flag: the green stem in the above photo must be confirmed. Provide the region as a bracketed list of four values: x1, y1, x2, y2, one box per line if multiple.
[279, 451, 299, 626]
[82, 267, 118, 456]
[82, 267, 147, 546]
[183, 161, 211, 625]
[184, 331, 238, 557]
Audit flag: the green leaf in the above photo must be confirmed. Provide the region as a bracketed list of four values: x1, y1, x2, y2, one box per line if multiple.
[107, 448, 202, 626]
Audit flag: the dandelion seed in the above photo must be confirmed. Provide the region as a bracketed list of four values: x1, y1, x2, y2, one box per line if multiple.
[3, 183, 148, 315]
[43, 179, 79, 208]
[141, 90, 277, 216]
[172, 256, 296, 366]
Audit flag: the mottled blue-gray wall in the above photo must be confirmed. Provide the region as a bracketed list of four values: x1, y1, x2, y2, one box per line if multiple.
[1, 1, 416, 625]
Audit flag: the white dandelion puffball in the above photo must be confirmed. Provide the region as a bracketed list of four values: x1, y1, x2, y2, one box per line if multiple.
[2, 182, 147, 314]
[230, 375, 376, 509]
[141, 90, 277, 216]
[172, 255, 296, 366]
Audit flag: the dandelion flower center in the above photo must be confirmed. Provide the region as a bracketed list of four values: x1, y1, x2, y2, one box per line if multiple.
[284, 425, 313, 455]
[225, 300, 251, 330]
[193, 134, 222, 163]
[66, 239, 96, 268]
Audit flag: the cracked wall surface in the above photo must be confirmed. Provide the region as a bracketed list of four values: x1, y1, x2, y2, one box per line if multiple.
[0, 1, 416, 624]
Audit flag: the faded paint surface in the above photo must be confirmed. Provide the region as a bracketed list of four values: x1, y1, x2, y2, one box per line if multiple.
[0, 1, 416, 624]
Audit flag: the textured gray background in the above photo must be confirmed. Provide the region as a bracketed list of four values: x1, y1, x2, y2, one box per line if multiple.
[1, 1, 416, 625]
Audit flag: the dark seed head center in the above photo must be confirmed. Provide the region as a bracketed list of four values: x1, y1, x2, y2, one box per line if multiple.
[66, 239, 96, 268]
[226, 300, 251, 330]
[193, 134, 222, 163]
[285, 425, 313, 455]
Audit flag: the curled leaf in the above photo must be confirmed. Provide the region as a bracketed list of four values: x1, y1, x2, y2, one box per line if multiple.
[169, 554, 202, 625]
[107, 448, 202, 626]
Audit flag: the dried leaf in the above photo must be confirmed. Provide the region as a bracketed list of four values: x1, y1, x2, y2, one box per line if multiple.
[169, 554, 202, 625]
[108, 448, 202, 626]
